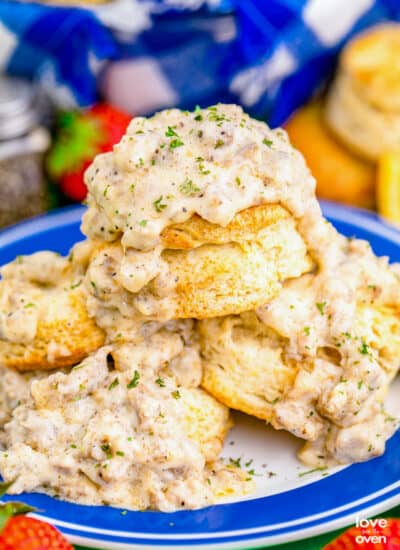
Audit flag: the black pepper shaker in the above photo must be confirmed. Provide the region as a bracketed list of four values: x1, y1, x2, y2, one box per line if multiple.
[0, 76, 50, 228]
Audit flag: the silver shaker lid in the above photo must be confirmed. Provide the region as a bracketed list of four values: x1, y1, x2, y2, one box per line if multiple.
[0, 76, 39, 140]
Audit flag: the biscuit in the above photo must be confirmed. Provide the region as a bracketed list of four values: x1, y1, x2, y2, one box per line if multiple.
[341, 23, 400, 113]
[200, 305, 400, 423]
[161, 204, 292, 249]
[0, 251, 105, 371]
[325, 24, 400, 161]
[180, 387, 233, 461]
[87, 205, 313, 324]
[200, 312, 298, 421]
[325, 73, 400, 161]
[0, 290, 105, 372]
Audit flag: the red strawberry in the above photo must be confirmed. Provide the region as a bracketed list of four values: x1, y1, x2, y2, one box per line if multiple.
[0, 481, 72, 550]
[47, 103, 131, 201]
[323, 518, 400, 549]
[0, 516, 73, 550]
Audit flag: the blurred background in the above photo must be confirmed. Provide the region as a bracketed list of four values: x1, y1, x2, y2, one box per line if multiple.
[0, 0, 400, 228]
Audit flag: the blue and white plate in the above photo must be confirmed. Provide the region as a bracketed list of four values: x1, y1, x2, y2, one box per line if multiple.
[0, 202, 399, 550]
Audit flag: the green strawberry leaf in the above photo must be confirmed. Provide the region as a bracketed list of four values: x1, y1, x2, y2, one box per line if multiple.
[0, 480, 15, 498]
[0, 481, 37, 531]
[0, 502, 36, 531]
[47, 110, 105, 178]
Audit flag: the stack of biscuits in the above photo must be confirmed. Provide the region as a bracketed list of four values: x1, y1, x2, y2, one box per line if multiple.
[0, 104, 399, 511]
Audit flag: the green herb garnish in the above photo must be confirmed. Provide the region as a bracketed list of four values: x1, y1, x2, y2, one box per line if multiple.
[179, 179, 200, 196]
[359, 341, 369, 355]
[101, 444, 112, 460]
[165, 126, 178, 137]
[169, 138, 184, 149]
[298, 466, 327, 477]
[127, 370, 140, 389]
[108, 377, 119, 391]
[70, 280, 82, 290]
[194, 105, 203, 121]
[153, 196, 167, 212]
[155, 377, 166, 387]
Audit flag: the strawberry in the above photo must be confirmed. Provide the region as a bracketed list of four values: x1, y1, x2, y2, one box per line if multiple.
[47, 103, 131, 201]
[0, 516, 73, 550]
[323, 518, 400, 549]
[0, 481, 72, 550]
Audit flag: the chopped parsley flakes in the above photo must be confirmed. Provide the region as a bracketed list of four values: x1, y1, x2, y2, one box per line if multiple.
[359, 341, 369, 355]
[165, 126, 178, 137]
[179, 179, 200, 196]
[127, 370, 140, 389]
[171, 390, 181, 400]
[169, 138, 184, 149]
[70, 280, 82, 290]
[153, 196, 167, 212]
[194, 105, 203, 121]
[298, 466, 327, 477]
[108, 377, 119, 391]
[101, 443, 113, 460]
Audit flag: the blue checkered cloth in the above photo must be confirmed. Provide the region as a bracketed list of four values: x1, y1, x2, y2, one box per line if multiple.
[1, 0, 400, 125]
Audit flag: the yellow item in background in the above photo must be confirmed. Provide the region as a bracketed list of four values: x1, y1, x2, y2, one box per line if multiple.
[285, 101, 375, 209]
[377, 151, 400, 227]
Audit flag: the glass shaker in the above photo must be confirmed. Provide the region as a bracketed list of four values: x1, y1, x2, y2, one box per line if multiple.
[0, 76, 50, 228]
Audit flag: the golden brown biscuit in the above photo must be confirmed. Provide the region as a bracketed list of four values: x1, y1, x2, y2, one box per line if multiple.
[325, 24, 400, 161]
[200, 311, 297, 422]
[200, 304, 400, 424]
[0, 251, 105, 371]
[341, 23, 400, 113]
[285, 102, 375, 208]
[355, 304, 400, 380]
[325, 73, 400, 162]
[161, 204, 291, 249]
[86, 204, 313, 325]
[0, 290, 105, 372]
[180, 387, 233, 461]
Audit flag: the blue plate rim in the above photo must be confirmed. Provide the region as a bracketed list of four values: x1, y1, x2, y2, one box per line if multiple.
[0, 201, 399, 549]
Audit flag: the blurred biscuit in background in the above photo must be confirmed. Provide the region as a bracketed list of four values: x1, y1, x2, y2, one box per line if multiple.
[325, 24, 400, 162]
